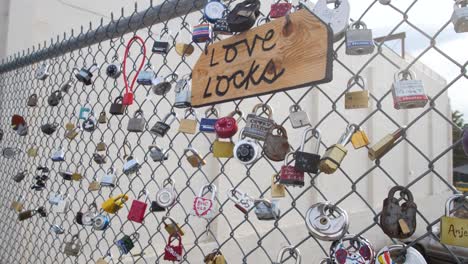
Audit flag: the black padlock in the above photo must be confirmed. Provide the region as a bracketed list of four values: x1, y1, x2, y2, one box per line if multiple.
[227, 0, 261, 33]
[150, 112, 177, 137]
[380, 186, 417, 239]
[295, 128, 321, 173]
[152, 41, 170, 54]
[109, 96, 127, 115]
[213, 19, 232, 35]
[48, 90, 62, 107]
[150, 201, 166, 212]
[41, 123, 59, 135]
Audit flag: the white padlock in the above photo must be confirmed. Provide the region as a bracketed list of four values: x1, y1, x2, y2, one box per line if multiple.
[392, 70, 428, 110]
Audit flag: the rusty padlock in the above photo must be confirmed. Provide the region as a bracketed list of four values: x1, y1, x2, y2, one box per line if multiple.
[264, 124, 290, 162]
[380, 186, 417, 239]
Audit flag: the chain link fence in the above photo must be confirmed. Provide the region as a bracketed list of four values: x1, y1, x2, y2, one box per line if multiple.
[0, 0, 465, 263]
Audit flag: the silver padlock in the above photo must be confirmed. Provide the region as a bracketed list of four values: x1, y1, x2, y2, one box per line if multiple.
[228, 188, 255, 214]
[305, 202, 349, 241]
[49, 192, 63, 205]
[174, 75, 192, 108]
[289, 104, 310, 129]
[54, 195, 70, 214]
[50, 224, 65, 235]
[244, 103, 275, 141]
[80, 203, 98, 226]
[137, 67, 157, 86]
[150, 112, 178, 137]
[152, 73, 178, 95]
[123, 156, 141, 175]
[106, 56, 122, 79]
[35, 63, 50, 80]
[452, 0, 468, 33]
[312, 0, 350, 42]
[101, 167, 116, 187]
[234, 129, 261, 165]
[51, 147, 65, 162]
[345, 21, 375, 55]
[274, 246, 302, 264]
[93, 214, 111, 231]
[148, 145, 169, 162]
[254, 198, 280, 221]
[392, 70, 428, 110]
[127, 110, 146, 132]
[155, 179, 177, 209]
[64, 234, 82, 256]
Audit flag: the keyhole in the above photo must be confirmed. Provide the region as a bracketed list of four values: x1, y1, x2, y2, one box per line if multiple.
[320, 217, 328, 225]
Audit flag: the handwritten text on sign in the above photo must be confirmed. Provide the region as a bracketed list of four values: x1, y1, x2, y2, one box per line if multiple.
[191, 9, 333, 107]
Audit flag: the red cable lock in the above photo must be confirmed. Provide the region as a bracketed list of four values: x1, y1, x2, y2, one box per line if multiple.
[122, 36, 147, 105]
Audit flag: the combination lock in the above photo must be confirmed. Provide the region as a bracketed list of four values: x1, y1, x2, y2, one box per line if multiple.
[234, 139, 260, 165]
[106, 63, 122, 79]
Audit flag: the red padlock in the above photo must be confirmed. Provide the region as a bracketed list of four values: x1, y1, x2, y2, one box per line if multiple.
[214, 110, 243, 139]
[280, 153, 304, 187]
[127, 190, 148, 223]
[164, 233, 183, 261]
[270, 2, 292, 18]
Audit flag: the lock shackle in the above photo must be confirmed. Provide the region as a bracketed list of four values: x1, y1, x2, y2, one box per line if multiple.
[205, 107, 219, 118]
[199, 184, 217, 199]
[268, 124, 288, 137]
[347, 75, 366, 90]
[106, 166, 115, 174]
[455, 0, 468, 8]
[114, 96, 124, 104]
[87, 63, 100, 73]
[284, 152, 296, 166]
[301, 127, 321, 154]
[184, 108, 199, 121]
[163, 178, 175, 188]
[162, 112, 178, 126]
[394, 69, 417, 81]
[162, 216, 179, 227]
[338, 124, 358, 145]
[445, 193, 468, 216]
[276, 246, 302, 264]
[350, 20, 368, 30]
[175, 74, 191, 92]
[164, 73, 179, 83]
[289, 104, 303, 113]
[252, 103, 273, 119]
[387, 186, 414, 202]
[228, 110, 244, 122]
[133, 109, 144, 118]
[137, 189, 149, 201]
[129, 232, 140, 242]
[184, 147, 201, 157]
[254, 198, 272, 208]
[228, 188, 251, 203]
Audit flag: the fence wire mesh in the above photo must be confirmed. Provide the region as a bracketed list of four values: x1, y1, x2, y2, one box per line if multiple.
[0, 0, 466, 263]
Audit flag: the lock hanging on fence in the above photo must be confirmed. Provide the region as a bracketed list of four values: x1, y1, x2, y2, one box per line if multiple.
[73, 63, 100, 86]
[215, 110, 243, 139]
[102, 194, 129, 214]
[163, 216, 185, 236]
[254, 198, 280, 221]
[264, 124, 291, 162]
[18, 206, 47, 221]
[319, 124, 358, 174]
[116, 233, 139, 255]
[153, 73, 178, 95]
[368, 127, 404, 160]
[228, 188, 255, 214]
[345, 21, 375, 55]
[128, 190, 148, 223]
[64, 234, 82, 256]
[155, 179, 177, 209]
[280, 152, 305, 187]
[127, 110, 146, 132]
[148, 145, 169, 162]
[392, 70, 428, 110]
[380, 186, 417, 239]
[192, 184, 217, 219]
[35, 63, 50, 80]
[234, 129, 261, 165]
[330, 235, 375, 264]
[295, 128, 321, 174]
[312, 0, 350, 42]
[289, 104, 310, 129]
[151, 112, 177, 137]
[305, 202, 349, 241]
[452, 0, 468, 33]
[106, 56, 122, 79]
[164, 233, 184, 261]
[200, 107, 219, 133]
[345, 76, 369, 109]
[179, 108, 198, 134]
[244, 103, 275, 141]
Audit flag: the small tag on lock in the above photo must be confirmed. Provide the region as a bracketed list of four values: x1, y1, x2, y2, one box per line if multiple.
[398, 219, 411, 235]
[351, 130, 370, 149]
[345, 90, 369, 109]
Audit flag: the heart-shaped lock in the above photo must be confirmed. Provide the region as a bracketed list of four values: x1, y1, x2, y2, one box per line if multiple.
[192, 184, 216, 219]
[155, 179, 177, 209]
[305, 202, 349, 241]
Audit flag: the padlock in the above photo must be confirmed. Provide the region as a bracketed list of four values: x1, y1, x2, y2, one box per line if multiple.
[109, 96, 127, 115]
[392, 70, 428, 110]
[345, 21, 375, 55]
[88, 177, 101, 192]
[163, 216, 185, 236]
[74, 63, 100, 86]
[155, 179, 177, 209]
[27, 94, 38, 107]
[271, 174, 286, 198]
[27, 147, 38, 157]
[50, 224, 65, 235]
[228, 188, 255, 214]
[102, 194, 129, 214]
[204, 0, 227, 23]
[244, 103, 275, 141]
[280, 153, 304, 187]
[148, 145, 169, 162]
[213, 137, 234, 158]
[54, 195, 70, 214]
[215, 110, 243, 138]
[150, 201, 166, 212]
[330, 235, 375, 264]
[96, 254, 112, 264]
[137, 69, 156, 86]
[175, 42, 195, 56]
[213, 18, 232, 35]
[76, 202, 97, 226]
[41, 123, 59, 135]
[100, 167, 116, 187]
[18, 206, 47, 221]
[82, 112, 98, 132]
[376, 244, 427, 264]
[368, 128, 404, 160]
[98, 111, 107, 124]
[234, 129, 261, 165]
[35, 63, 50, 80]
[49, 192, 64, 205]
[264, 124, 290, 161]
[150, 112, 177, 137]
[226, 0, 261, 33]
[93, 153, 107, 165]
[128, 190, 148, 223]
[3, 147, 21, 159]
[440, 194, 468, 247]
[192, 184, 217, 219]
[270, 0, 292, 19]
[116, 233, 139, 255]
[152, 39, 170, 54]
[51, 147, 65, 162]
[59, 171, 73, 181]
[254, 198, 280, 221]
[106, 57, 122, 79]
[78, 105, 91, 120]
[174, 75, 192, 108]
[312, 0, 350, 42]
[192, 23, 212, 43]
[380, 186, 417, 239]
[178, 108, 198, 134]
[65, 123, 79, 140]
[123, 156, 141, 175]
[289, 105, 310, 129]
[72, 171, 83, 181]
[10, 195, 24, 212]
[306, 202, 349, 241]
[452, 0, 468, 33]
[16, 123, 28, 136]
[200, 107, 219, 133]
[96, 141, 107, 152]
[11, 114, 26, 130]
[185, 147, 206, 167]
[13, 170, 27, 183]
[204, 249, 227, 264]
[127, 110, 146, 132]
[345, 76, 369, 109]
[64, 235, 82, 256]
[295, 128, 321, 174]
[60, 78, 75, 93]
[273, 246, 302, 264]
[152, 73, 178, 95]
[93, 214, 111, 231]
[319, 124, 357, 174]
[351, 128, 370, 149]
[48, 90, 62, 106]
[164, 233, 184, 261]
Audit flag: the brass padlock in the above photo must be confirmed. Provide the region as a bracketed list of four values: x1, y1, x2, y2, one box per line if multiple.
[185, 147, 206, 167]
[368, 128, 404, 160]
[345, 76, 369, 109]
[351, 128, 370, 149]
[65, 122, 79, 140]
[213, 138, 234, 158]
[96, 141, 107, 152]
[271, 174, 286, 198]
[102, 194, 129, 214]
[178, 108, 198, 134]
[98, 111, 107, 124]
[10, 195, 24, 212]
[319, 124, 357, 174]
[88, 177, 101, 192]
[163, 216, 185, 236]
[205, 250, 227, 264]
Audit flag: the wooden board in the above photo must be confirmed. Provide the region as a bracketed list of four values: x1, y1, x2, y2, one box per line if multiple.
[440, 216, 468, 248]
[191, 9, 333, 107]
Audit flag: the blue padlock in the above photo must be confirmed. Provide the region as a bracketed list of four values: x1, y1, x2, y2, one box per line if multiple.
[199, 108, 219, 133]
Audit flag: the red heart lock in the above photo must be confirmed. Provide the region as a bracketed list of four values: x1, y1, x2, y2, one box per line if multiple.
[193, 197, 213, 217]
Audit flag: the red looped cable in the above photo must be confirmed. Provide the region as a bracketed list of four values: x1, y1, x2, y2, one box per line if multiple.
[122, 36, 147, 104]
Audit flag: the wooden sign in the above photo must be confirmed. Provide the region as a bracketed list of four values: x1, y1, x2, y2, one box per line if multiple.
[191, 9, 333, 107]
[440, 216, 468, 248]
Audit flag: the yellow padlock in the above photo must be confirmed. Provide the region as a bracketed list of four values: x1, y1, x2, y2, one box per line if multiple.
[213, 139, 234, 158]
[101, 194, 129, 214]
[351, 129, 370, 149]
